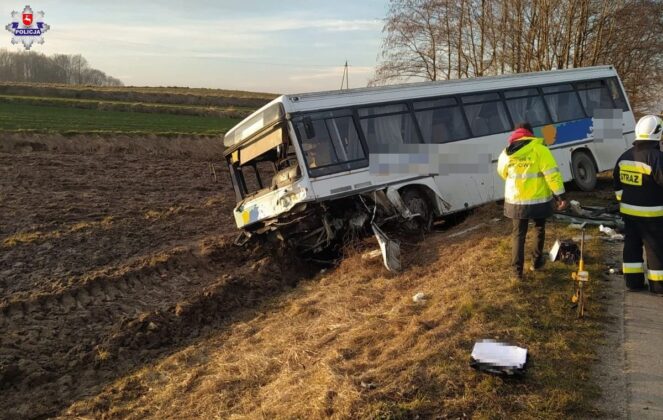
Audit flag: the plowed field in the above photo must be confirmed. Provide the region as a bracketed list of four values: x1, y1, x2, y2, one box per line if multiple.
[0, 137, 311, 418]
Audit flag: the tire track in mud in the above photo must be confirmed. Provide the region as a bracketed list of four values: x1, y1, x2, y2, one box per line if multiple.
[0, 235, 313, 419]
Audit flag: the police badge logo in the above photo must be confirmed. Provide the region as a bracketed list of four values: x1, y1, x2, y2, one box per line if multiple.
[6, 5, 50, 50]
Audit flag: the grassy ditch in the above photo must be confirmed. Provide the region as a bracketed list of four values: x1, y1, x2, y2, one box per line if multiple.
[64, 203, 612, 419]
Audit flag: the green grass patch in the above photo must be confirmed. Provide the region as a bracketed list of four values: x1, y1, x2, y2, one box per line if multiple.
[0, 102, 239, 135]
[0, 94, 255, 118]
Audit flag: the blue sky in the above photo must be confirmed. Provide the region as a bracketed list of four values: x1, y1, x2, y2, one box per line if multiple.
[3, 0, 388, 93]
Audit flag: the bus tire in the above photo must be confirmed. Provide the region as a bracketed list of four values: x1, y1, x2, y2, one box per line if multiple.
[571, 151, 597, 192]
[400, 188, 433, 233]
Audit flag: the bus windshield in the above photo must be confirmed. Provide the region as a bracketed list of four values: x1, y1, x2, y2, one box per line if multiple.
[224, 103, 301, 202]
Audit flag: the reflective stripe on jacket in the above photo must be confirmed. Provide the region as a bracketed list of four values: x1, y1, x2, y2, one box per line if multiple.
[497, 137, 565, 219]
[613, 141, 663, 219]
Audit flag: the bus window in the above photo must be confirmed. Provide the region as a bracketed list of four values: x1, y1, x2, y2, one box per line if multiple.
[358, 103, 421, 149]
[326, 116, 365, 162]
[461, 93, 511, 137]
[298, 119, 338, 168]
[296, 115, 365, 172]
[542, 84, 585, 122]
[575, 81, 615, 117]
[504, 88, 551, 127]
[413, 98, 469, 143]
[606, 77, 629, 111]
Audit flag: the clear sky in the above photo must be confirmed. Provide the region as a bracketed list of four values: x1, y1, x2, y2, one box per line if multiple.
[2, 0, 388, 93]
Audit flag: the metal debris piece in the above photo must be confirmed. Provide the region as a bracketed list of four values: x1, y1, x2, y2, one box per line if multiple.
[371, 223, 401, 272]
[233, 230, 252, 246]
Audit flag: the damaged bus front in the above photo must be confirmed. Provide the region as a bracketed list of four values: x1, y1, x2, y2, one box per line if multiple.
[223, 98, 423, 258]
[224, 100, 312, 241]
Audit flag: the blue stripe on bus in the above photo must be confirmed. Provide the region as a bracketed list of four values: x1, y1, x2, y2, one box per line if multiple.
[533, 118, 593, 146]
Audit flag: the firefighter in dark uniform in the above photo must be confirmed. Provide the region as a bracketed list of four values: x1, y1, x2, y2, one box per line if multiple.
[613, 115, 663, 293]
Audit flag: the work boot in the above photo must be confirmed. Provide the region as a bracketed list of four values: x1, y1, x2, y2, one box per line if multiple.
[625, 275, 645, 291]
[649, 281, 663, 295]
[510, 270, 524, 282]
[529, 257, 546, 272]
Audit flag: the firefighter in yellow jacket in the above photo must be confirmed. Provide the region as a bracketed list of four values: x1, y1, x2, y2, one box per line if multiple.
[613, 115, 663, 294]
[498, 122, 567, 279]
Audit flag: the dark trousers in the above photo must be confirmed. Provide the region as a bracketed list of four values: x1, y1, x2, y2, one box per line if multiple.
[511, 218, 546, 275]
[623, 218, 663, 293]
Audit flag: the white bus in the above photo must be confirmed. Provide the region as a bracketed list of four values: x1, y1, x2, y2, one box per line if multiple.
[223, 66, 635, 253]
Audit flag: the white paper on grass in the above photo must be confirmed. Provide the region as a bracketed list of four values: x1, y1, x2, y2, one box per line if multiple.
[471, 340, 527, 368]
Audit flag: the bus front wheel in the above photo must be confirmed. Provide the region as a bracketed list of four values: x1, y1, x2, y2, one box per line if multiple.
[400, 188, 433, 233]
[571, 151, 597, 192]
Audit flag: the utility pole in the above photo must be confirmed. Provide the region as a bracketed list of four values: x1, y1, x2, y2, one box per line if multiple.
[339, 60, 349, 90]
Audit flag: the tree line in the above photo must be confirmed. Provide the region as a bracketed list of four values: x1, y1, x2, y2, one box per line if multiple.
[372, 0, 663, 112]
[0, 50, 123, 86]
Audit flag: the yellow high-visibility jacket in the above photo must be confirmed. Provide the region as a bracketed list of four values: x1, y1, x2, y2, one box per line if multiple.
[497, 137, 565, 219]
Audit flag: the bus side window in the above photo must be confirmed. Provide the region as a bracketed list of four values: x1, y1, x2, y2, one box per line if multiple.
[297, 119, 338, 168]
[461, 93, 511, 138]
[542, 84, 585, 123]
[325, 116, 365, 162]
[574, 80, 616, 117]
[413, 103, 469, 143]
[358, 104, 421, 149]
[606, 78, 629, 111]
[504, 88, 551, 127]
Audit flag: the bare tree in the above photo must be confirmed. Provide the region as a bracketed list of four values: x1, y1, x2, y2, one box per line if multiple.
[0, 50, 123, 86]
[372, 0, 663, 112]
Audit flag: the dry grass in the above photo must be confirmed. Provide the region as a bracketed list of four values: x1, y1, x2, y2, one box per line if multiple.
[64, 203, 609, 419]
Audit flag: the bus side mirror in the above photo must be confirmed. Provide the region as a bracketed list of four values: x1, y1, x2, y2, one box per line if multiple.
[303, 117, 315, 139]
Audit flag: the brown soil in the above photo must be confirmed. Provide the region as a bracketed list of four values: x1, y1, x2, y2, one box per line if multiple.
[0, 136, 313, 419]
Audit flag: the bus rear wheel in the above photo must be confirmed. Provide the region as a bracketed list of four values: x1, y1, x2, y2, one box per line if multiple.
[571, 151, 597, 192]
[400, 188, 433, 234]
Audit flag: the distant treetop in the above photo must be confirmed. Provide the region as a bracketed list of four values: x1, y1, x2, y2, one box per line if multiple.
[0, 49, 123, 86]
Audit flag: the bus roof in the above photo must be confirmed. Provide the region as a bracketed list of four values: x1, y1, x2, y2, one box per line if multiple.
[283, 65, 619, 113]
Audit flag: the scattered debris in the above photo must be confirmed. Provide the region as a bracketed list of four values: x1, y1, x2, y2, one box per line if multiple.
[549, 239, 580, 264]
[568, 222, 587, 230]
[572, 235, 597, 243]
[599, 224, 624, 241]
[470, 339, 527, 376]
[606, 267, 623, 275]
[412, 292, 427, 303]
[554, 201, 623, 229]
[371, 223, 401, 272]
[361, 249, 382, 261]
[360, 381, 377, 390]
